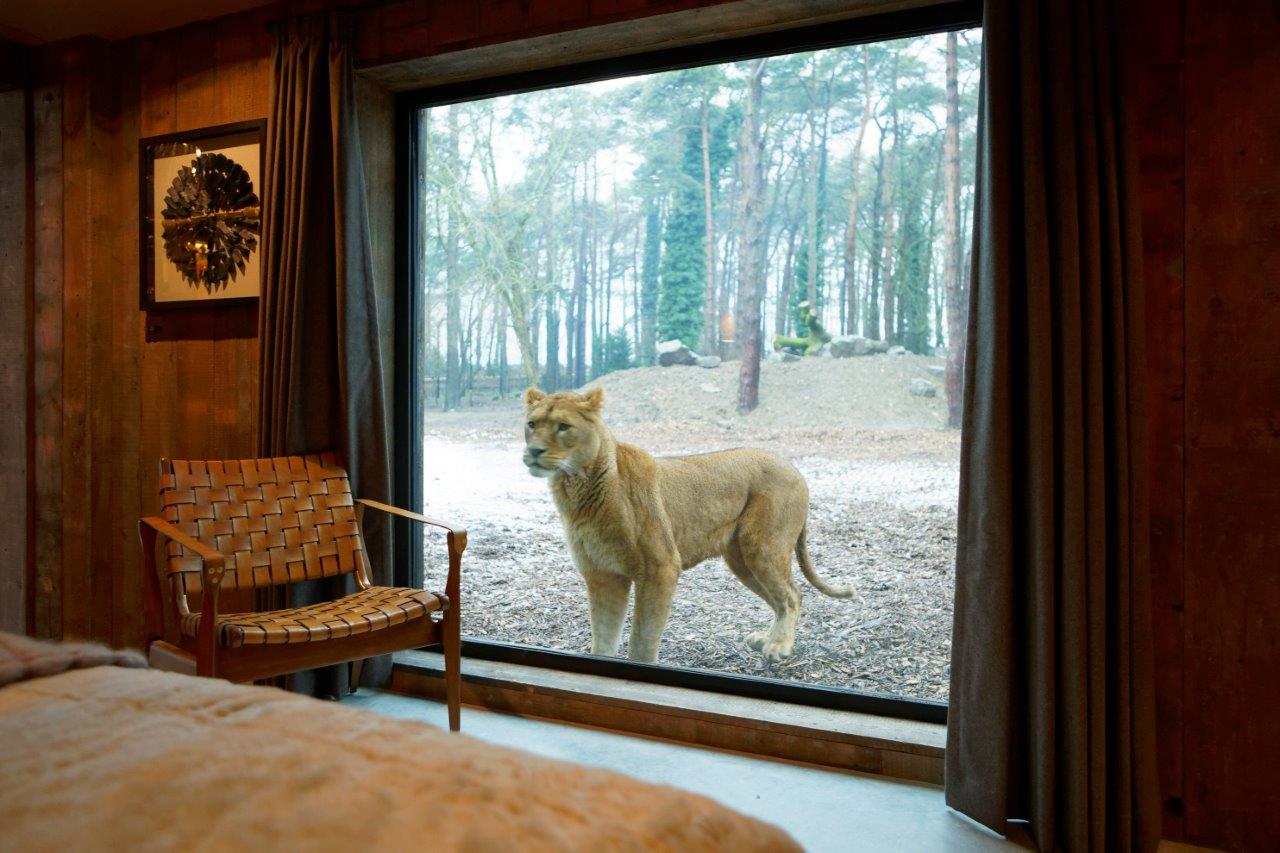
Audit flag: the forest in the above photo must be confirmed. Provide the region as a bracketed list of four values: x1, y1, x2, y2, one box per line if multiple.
[415, 30, 981, 426]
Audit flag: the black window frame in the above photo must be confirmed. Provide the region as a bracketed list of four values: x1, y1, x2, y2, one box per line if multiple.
[394, 0, 981, 726]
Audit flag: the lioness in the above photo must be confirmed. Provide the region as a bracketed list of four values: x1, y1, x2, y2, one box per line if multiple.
[523, 386, 854, 664]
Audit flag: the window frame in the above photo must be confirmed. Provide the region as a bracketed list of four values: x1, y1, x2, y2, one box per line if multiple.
[393, 0, 981, 726]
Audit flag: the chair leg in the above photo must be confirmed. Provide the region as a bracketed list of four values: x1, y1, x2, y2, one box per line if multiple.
[349, 658, 365, 694]
[442, 609, 462, 732]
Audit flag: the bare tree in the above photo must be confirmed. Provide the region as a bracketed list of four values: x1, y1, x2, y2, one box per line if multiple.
[699, 95, 719, 355]
[736, 59, 767, 414]
[843, 47, 873, 336]
[880, 52, 901, 344]
[444, 106, 463, 410]
[943, 31, 966, 428]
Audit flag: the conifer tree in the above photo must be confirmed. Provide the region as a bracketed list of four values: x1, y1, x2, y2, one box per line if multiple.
[657, 128, 706, 348]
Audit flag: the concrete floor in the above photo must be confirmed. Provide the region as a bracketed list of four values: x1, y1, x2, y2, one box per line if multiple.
[345, 690, 1015, 852]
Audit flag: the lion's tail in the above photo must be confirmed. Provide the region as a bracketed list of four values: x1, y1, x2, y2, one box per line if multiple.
[796, 525, 856, 599]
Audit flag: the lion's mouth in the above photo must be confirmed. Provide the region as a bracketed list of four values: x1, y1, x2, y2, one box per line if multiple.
[524, 456, 556, 477]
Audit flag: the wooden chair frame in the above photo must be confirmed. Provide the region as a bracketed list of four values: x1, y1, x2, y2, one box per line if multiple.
[141, 488, 465, 731]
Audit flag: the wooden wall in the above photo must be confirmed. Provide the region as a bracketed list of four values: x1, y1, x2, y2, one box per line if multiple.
[23, 11, 272, 644]
[0, 83, 29, 634]
[2, 0, 1278, 848]
[1136, 0, 1280, 849]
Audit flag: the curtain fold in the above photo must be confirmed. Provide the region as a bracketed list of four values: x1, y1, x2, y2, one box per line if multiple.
[945, 0, 1160, 848]
[258, 12, 393, 696]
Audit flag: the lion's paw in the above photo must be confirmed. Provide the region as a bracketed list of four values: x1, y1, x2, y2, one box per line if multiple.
[747, 631, 794, 663]
[759, 639, 794, 663]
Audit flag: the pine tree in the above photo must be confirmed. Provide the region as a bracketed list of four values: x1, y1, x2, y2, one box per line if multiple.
[640, 194, 661, 364]
[896, 142, 932, 354]
[657, 128, 706, 348]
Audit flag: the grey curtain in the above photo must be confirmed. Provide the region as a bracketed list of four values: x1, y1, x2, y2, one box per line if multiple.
[258, 12, 393, 696]
[945, 0, 1160, 849]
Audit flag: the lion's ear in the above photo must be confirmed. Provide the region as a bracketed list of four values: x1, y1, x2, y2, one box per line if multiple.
[581, 386, 605, 412]
[524, 387, 546, 408]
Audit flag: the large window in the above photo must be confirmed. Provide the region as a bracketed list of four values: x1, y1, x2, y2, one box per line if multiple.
[403, 23, 980, 711]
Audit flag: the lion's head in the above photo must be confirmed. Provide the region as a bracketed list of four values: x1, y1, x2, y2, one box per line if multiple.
[522, 387, 606, 478]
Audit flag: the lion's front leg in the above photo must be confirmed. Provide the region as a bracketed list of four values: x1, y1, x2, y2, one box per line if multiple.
[628, 570, 678, 663]
[583, 569, 631, 657]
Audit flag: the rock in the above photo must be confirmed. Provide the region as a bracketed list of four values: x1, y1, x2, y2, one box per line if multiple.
[657, 339, 698, 367]
[767, 350, 801, 363]
[828, 335, 889, 358]
[780, 351, 802, 363]
[927, 365, 945, 378]
[713, 419, 733, 430]
[815, 343, 833, 358]
[888, 345, 908, 356]
[909, 378, 937, 397]
[696, 355, 721, 369]
[699, 383, 718, 394]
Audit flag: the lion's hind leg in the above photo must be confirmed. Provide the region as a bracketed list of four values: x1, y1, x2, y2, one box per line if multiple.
[729, 534, 802, 664]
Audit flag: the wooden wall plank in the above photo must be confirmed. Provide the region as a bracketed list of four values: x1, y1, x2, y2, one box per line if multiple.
[1134, 0, 1187, 839]
[57, 40, 94, 640]
[0, 87, 29, 634]
[1181, 0, 1280, 848]
[106, 43, 142, 648]
[31, 48, 63, 640]
[85, 38, 120, 643]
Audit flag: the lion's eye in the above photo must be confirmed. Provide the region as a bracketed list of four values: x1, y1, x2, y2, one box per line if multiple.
[526, 421, 536, 430]
[557, 423, 570, 432]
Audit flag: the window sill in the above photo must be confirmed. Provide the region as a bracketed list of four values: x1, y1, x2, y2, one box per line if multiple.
[391, 650, 945, 784]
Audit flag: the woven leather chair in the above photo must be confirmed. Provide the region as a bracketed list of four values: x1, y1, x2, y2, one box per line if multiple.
[139, 453, 464, 730]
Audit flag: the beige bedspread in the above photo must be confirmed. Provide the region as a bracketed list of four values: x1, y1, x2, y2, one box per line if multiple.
[0, 660, 797, 852]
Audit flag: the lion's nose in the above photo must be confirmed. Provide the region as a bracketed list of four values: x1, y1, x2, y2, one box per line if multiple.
[528, 447, 545, 458]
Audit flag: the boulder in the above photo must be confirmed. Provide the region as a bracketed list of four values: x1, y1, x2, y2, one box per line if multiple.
[828, 335, 889, 358]
[909, 378, 938, 397]
[888, 345, 908, 356]
[657, 339, 698, 367]
[696, 355, 722, 369]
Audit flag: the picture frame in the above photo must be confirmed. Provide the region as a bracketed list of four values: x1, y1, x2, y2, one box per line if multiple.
[139, 119, 266, 310]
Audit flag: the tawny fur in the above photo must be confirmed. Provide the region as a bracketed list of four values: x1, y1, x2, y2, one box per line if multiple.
[523, 386, 854, 664]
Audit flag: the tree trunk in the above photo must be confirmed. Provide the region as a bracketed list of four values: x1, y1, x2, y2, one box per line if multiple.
[640, 195, 660, 365]
[943, 31, 965, 429]
[844, 48, 872, 337]
[444, 106, 463, 411]
[575, 176, 589, 387]
[699, 97, 719, 355]
[736, 59, 766, 414]
[775, 224, 798, 336]
[880, 90, 899, 345]
[864, 132, 884, 339]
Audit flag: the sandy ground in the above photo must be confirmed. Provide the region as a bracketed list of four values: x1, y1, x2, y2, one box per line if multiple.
[420, 355, 957, 701]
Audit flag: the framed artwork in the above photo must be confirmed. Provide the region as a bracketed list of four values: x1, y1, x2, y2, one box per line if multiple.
[140, 119, 266, 310]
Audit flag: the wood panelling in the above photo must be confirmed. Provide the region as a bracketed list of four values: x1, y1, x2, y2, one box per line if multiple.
[27, 11, 272, 646]
[1135, 0, 1187, 841]
[1180, 1, 1280, 848]
[1137, 0, 1280, 849]
[0, 86, 29, 634]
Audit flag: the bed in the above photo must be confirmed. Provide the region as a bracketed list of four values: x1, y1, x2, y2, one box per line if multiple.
[0, 632, 797, 851]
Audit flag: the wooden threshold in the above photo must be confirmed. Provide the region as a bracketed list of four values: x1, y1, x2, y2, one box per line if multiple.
[390, 650, 944, 785]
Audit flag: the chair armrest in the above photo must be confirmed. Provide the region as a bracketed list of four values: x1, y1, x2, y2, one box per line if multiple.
[139, 516, 225, 571]
[356, 499, 468, 542]
[139, 516, 225, 676]
[356, 499, 465, 608]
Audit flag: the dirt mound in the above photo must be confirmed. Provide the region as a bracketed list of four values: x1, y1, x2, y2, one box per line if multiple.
[584, 353, 950, 430]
